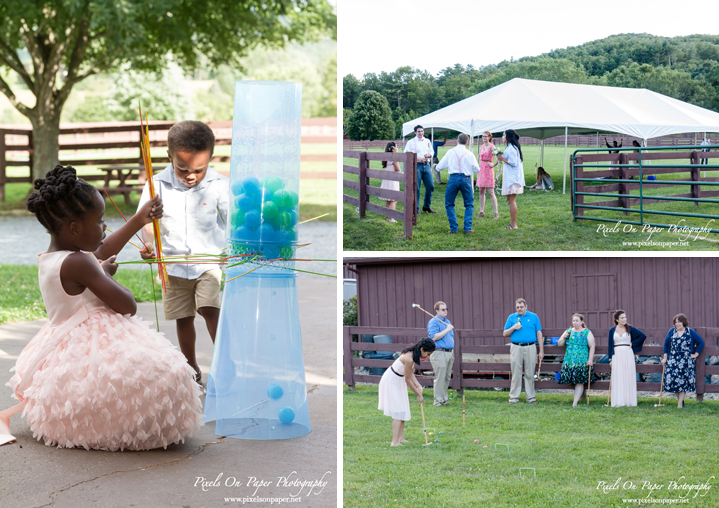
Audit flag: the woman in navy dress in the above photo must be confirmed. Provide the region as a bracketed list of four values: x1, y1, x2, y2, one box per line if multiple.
[661, 313, 704, 408]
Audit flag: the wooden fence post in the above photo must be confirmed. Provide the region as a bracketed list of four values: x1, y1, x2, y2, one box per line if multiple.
[691, 151, 700, 206]
[344, 326, 355, 391]
[619, 152, 628, 215]
[27, 130, 34, 182]
[404, 152, 416, 239]
[0, 131, 6, 202]
[358, 151, 367, 218]
[453, 330, 462, 393]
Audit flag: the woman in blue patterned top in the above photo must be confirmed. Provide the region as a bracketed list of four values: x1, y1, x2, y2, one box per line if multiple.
[661, 313, 704, 408]
[558, 313, 597, 406]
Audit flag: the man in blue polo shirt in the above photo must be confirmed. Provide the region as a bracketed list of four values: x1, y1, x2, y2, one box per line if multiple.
[427, 301, 454, 406]
[503, 298, 544, 404]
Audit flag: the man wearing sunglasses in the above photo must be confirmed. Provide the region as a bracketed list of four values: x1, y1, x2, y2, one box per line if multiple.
[427, 301, 455, 406]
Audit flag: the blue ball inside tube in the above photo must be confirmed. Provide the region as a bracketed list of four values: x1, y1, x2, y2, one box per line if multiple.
[278, 406, 295, 424]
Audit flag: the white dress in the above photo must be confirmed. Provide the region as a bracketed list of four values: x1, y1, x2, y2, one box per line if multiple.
[378, 358, 410, 421]
[502, 144, 525, 195]
[380, 161, 401, 200]
[611, 332, 637, 407]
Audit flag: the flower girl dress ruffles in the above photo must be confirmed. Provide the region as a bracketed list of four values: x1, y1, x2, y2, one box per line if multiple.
[0, 251, 203, 450]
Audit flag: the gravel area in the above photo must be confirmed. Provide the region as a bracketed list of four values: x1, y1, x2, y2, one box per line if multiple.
[0, 216, 336, 277]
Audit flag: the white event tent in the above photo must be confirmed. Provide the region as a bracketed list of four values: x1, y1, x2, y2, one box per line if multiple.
[402, 78, 719, 193]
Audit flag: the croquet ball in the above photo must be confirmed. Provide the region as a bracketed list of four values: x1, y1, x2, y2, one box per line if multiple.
[428, 432, 433, 436]
[231, 180, 244, 196]
[262, 176, 283, 193]
[278, 406, 295, 424]
[244, 210, 261, 229]
[261, 201, 279, 219]
[242, 176, 261, 196]
[474, 439, 479, 443]
[267, 382, 284, 400]
[238, 193, 258, 211]
[434, 439, 439, 443]
[439, 432, 443, 435]
[483, 445, 488, 448]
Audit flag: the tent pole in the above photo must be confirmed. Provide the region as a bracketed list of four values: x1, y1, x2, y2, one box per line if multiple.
[563, 126, 568, 194]
[704, 131, 707, 178]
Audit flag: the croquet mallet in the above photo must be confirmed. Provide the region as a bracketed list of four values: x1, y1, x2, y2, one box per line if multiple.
[412, 303, 447, 326]
[654, 362, 666, 407]
[420, 402, 431, 446]
[586, 364, 592, 405]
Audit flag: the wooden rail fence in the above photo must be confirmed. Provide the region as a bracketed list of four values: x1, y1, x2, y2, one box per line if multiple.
[343, 326, 719, 399]
[342, 150, 417, 239]
[0, 118, 338, 202]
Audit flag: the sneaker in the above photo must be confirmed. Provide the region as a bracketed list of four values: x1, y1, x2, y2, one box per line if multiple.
[508, 399, 519, 404]
[527, 398, 538, 404]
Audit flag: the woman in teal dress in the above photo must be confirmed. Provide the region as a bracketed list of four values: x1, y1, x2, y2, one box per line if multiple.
[558, 314, 597, 406]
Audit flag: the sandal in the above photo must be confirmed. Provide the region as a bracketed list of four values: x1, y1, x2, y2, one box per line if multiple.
[493, 213, 500, 219]
[503, 224, 518, 230]
[386, 218, 396, 223]
[478, 211, 485, 218]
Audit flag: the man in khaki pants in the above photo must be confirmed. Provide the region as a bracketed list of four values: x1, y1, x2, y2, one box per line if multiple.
[427, 301, 455, 406]
[503, 298, 544, 403]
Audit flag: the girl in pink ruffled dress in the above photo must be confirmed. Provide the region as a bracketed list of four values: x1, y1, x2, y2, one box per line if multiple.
[0, 165, 203, 450]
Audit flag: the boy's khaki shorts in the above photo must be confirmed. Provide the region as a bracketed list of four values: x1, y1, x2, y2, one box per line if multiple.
[162, 269, 222, 320]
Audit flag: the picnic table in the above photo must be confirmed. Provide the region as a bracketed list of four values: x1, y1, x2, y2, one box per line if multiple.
[99, 165, 145, 204]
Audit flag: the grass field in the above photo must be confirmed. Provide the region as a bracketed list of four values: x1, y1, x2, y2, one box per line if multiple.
[0, 265, 162, 324]
[344, 385, 719, 508]
[1, 142, 337, 221]
[342, 145, 719, 251]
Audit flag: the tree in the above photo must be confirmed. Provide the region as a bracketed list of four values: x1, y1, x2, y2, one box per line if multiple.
[346, 90, 394, 141]
[0, 0, 336, 181]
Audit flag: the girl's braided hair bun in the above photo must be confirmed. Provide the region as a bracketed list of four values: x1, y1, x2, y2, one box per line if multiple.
[27, 164, 98, 233]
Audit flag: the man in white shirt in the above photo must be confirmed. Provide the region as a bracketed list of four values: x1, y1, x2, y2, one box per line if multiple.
[436, 133, 480, 233]
[404, 125, 436, 213]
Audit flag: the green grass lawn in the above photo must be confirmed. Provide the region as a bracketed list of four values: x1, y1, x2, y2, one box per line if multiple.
[342, 145, 719, 251]
[0, 265, 162, 325]
[344, 385, 719, 508]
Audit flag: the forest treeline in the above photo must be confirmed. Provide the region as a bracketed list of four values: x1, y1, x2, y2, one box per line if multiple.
[343, 34, 719, 138]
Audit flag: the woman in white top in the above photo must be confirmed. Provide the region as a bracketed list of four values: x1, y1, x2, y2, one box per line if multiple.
[495, 129, 525, 230]
[380, 142, 402, 223]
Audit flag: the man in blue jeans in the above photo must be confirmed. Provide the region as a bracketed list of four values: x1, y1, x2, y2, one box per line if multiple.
[436, 133, 480, 233]
[404, 125, 436, 213]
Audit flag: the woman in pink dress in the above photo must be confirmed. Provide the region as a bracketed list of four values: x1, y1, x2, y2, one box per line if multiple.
[476, 131, 499, 219]
[0, 165, 203, 450]
[378, 338, 435, 447]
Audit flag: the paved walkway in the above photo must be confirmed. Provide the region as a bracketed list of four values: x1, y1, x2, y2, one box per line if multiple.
[0, 277, 337, 508]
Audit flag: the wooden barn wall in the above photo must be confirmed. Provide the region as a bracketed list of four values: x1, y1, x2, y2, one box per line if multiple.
[356, 258, 719, 346]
